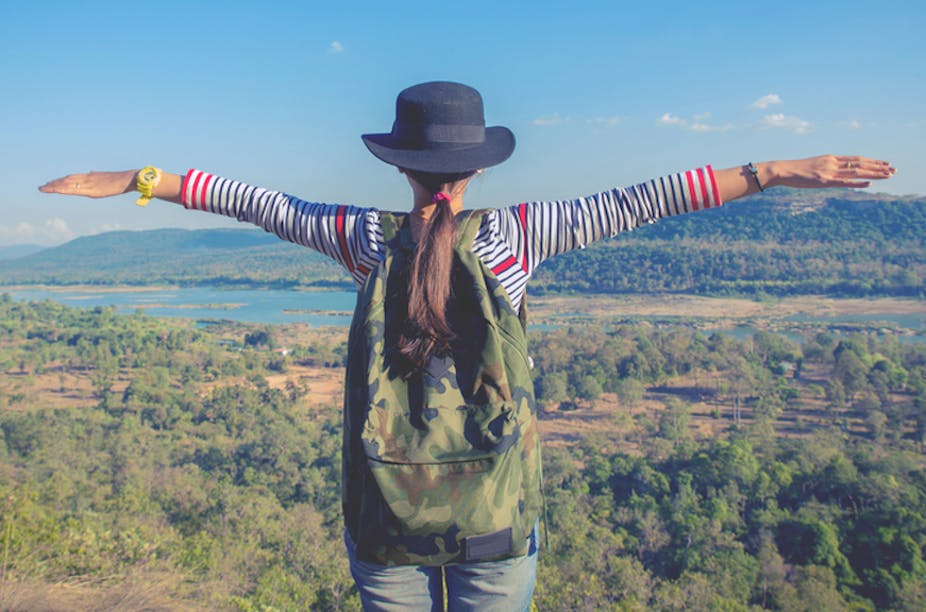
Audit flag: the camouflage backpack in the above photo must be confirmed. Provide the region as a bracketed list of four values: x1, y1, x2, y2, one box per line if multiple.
[342, 210, 542, 566]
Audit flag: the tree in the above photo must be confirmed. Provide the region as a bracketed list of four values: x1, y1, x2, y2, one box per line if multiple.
[616, 378, 645, 413]
[575, 375, 603, 402]
[658, 397, 692, 451]
[536, 371, 568, 404]
[727, 356, 757, 425]
[776, 566, 851, 612]
[866, 409, 888, 443]
[244, 329, 272, 348]
[834, 348, 869, 402]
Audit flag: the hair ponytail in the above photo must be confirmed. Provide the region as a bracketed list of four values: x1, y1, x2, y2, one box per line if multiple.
[398, 169, 475, 373]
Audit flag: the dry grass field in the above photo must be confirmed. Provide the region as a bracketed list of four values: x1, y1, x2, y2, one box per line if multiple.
[7, 292, 918, 452]
[534, 363, 891, 451]
[530, 294, 926, 321]
[5, 356, 898, 457]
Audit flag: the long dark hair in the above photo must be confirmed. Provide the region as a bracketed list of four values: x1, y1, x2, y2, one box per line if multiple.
[398, 169, 476, 372]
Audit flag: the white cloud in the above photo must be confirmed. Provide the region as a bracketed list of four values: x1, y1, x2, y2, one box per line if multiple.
[329, 40, 344, 54]
[588, 115, 624, 128]
[750, 94, 782, 109]
[658, 112, 732, 132]
[98, 223, 124, 233]
[45, 218, 74, 240]
[531, 114, 565, 127]
[690, 121, 733, 133]
[759, 113, 812, 134]
[0, 218, 76, 246]
[844, 119, 863, 129]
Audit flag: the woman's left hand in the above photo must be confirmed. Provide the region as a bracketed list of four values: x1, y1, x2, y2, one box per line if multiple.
[715, 155, 895, 204]
[769, 155, 895, 190]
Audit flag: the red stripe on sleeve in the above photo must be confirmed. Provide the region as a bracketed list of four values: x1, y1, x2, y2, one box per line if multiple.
[685, 171, 700, 211]
[491, 255, 517, 276]
[188, 171, 204, 210]
[706, 164, 722, 207]
[197, 175, 210, 210]
[696, 167, 710, 209]
[335, 206, 355, 273]
[181, 169, 197, 208]
[517, 203, 529, 271]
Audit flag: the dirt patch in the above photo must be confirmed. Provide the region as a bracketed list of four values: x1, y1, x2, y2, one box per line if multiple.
[264, 363, 344, 408]
[0, 571, 218, 612]
[2, 366, 129, 411]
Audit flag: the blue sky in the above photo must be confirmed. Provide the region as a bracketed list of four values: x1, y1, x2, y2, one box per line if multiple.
[2, 0, 922, 246]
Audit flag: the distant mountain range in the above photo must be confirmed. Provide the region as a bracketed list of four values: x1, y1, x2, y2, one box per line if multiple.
[0, 227, 349, 288]
[1, 189, 924, 297]
[0, 244, 45, 260]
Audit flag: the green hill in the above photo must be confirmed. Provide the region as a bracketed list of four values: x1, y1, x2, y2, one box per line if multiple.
[0, 227, 351, 288]
[0, 244, 44, 260]
[2, 189, 924, 297]
[531, 189, 926, 297]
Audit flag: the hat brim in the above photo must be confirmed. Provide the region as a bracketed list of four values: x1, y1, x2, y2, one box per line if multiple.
[361, 126, 515, 174]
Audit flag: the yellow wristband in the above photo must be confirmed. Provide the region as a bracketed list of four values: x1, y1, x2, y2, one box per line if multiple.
[135, 166, 162, 206]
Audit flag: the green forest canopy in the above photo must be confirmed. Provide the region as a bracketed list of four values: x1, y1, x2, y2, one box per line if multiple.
[3, 296, 926, 609]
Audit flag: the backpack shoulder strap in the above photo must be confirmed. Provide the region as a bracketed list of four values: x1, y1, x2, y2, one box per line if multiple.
[379, 212, 407, 244]
[518, 293, 528, 334]
[454, 208, 529, 332]
[455, 208, 490, 249]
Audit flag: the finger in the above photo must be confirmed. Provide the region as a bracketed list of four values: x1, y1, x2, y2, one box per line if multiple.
[39, 174, 89, 194]
[836, 156, 894, 173]
[38, 180, 73, 194]
[38, 180, 79, 194]
[837, 166, 895, 181]
[824, 179, 872, 189]
[836, 156, 865, 172]
[834, 155, 888, 165]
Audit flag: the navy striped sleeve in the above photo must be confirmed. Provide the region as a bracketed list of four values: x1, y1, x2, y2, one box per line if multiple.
[489, 166, 721, 275]
[181, 169, 384, 285]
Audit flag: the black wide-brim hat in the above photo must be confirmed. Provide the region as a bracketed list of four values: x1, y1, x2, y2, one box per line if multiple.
[362, 81, 515, 174]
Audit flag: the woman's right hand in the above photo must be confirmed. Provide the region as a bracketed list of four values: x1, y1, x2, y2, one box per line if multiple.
[39, 170, 138, 199]
[39, 169, 184, 204]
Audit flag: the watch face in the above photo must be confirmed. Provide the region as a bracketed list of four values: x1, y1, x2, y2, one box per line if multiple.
[136, 167, 161, 206]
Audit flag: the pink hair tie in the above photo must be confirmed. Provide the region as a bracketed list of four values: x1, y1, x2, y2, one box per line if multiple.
[432, 192, 451, 205]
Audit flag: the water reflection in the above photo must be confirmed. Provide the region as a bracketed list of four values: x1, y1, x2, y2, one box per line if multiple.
[4, 286, 925, 343]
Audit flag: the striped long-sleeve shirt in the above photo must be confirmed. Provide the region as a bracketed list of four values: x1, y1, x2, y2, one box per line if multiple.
[181, 167, 721, 311]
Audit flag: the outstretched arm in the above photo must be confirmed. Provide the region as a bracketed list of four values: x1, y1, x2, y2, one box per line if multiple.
[713, 155, 895, 203]
[40, 168, 385, 286]
[488, 154, 896, 284]
[39, 169, 184, 203]
[39, 155, 895, 206]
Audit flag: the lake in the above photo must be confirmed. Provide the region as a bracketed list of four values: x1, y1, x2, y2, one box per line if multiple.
[2, 286, 358, 326]
[3, 286, 926, 342]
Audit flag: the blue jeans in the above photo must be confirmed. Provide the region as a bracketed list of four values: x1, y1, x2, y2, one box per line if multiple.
[345, 526, 538, 611]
